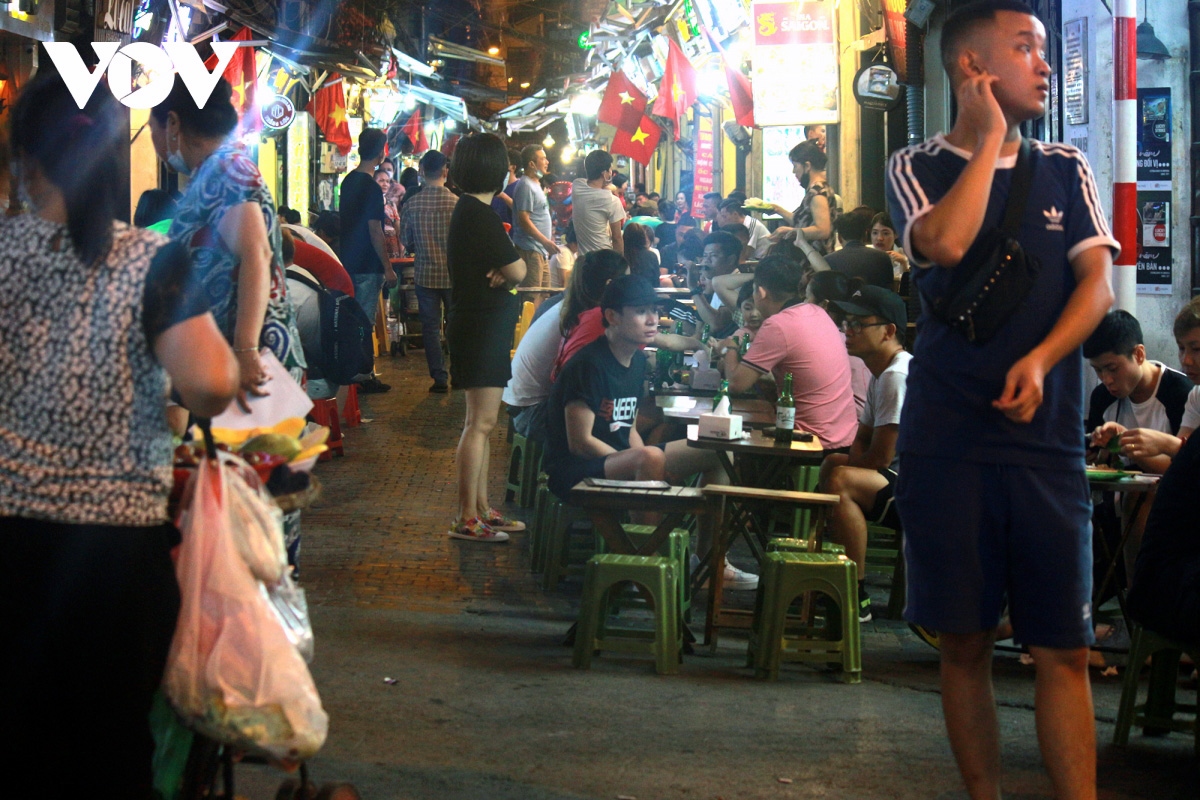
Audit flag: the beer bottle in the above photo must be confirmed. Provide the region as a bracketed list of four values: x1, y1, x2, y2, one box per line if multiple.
[712, 379, 729, 413]
[775, 373, 795, 443]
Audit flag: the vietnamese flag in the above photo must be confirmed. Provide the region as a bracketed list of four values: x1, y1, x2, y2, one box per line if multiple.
[651, 38, 698, 140]
[611, 115, 661, 165]
[597, 71, 647, 132]
[307, 75, 352, 154]
[207, 27, 260, 134]
[399, 108, 429, 153]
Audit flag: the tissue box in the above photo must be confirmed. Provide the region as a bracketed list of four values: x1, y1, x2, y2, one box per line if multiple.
[690, 367, 722, 391]
[698, 413, 743, 440]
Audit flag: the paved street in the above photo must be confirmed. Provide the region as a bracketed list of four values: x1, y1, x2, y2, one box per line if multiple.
[235, 351, 1198, 799]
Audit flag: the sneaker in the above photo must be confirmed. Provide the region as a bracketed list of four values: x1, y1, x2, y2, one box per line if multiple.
[858, 585, 873, 623]
[723, 560, 759, 591]
[447, 517, 510, 543]
[429, 382, 449, 394]
[481, 507, 525, 532]
[358, 377, 391, 394]
[908, 622, 940, 651]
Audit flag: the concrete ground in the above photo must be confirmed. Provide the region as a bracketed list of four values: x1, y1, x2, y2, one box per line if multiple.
[233, 352, 1198, 799]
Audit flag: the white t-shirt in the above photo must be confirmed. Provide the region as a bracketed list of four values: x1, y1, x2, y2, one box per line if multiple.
[503, 306, 564, 408]
[860, 351, 912, 471]
[571, 179, 625, 254]
[1101, 363, 1185, 433]
[1182, 385, 1200, 433]
[744, 215, 771, 257]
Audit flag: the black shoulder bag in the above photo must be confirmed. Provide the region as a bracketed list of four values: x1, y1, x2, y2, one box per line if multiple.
[929, 137, 1040, 344]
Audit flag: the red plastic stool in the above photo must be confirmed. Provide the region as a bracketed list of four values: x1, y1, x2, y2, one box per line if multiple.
[342, 384, 362, 428]
[308, 397, 344, 459]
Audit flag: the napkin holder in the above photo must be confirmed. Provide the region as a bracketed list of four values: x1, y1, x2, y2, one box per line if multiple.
[690, 367, 722, 391]
[698, 412, 743, 440]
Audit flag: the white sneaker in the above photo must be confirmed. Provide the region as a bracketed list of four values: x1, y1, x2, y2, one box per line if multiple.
[723, 560, 759, 591]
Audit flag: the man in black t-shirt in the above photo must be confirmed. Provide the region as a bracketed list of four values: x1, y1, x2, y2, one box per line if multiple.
[545, 276, 757, 590]
[824, 206, 894, 290]
[338, 128, 397, 321]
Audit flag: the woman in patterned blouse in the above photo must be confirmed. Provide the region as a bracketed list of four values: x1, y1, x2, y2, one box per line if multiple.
[150, 79, 306, 409]
[1, 74, 238, 797]
[765, 140, 839, 259]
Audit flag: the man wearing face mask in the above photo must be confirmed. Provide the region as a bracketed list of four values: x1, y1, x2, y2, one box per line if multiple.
[512, 145, 559, 288]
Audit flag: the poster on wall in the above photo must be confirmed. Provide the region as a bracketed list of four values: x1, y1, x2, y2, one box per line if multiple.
[1136, 191, 1172, 295]
[1063, 18, 1087, 126]
[751, 1, 839, 126]
[1137, 88, 1171, 189]
[691, 110, 715, 220]
[762, 126, 806, 214]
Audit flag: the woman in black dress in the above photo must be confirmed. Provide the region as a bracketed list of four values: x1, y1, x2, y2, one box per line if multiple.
[445, 134, 527, 541]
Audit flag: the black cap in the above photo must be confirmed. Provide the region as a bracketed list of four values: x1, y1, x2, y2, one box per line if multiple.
[834, 285, 907, 330]
[600, 275, 659, 313]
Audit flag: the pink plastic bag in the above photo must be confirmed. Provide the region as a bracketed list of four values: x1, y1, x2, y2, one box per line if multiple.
[164, 457, 328, 763]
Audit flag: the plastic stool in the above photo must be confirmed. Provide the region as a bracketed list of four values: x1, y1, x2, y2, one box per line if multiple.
[597, 525, 692, 619]
[307, 398, 344, 459]
[768, 537, 846, 556]
[504, 433, 542, 509]
[1113, 625, 1199, 755]
[573, 554, 682, 675]
[541, 497, 591, 591]
[342, 384, 362, 428]
[530, 484, 552, 573]
[750, 551, 861, 683]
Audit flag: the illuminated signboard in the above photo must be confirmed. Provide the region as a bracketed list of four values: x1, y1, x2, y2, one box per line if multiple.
[751, 1, 839, 126]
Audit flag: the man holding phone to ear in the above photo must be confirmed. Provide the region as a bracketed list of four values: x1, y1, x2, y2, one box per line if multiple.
[884, 2, 1118, 798]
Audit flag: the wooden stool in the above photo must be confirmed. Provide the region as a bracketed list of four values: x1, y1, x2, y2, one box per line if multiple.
[750, 551, 861, 683]
[307, 398, 343, 459]
[1113, 625, 1199, 755]
[573, 554, 682, 675]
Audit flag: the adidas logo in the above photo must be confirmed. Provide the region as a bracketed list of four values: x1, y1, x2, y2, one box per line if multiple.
[1043, 206, 1064, 231]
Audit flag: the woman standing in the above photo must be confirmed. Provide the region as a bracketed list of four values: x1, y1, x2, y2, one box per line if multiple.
[1, 75, 238, 797]
[150, 80, 305, 404]
[446, 134, 527, 542]
[375, 167, 404, 260]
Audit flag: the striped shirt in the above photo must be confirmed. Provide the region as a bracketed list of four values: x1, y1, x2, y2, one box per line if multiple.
[885, 134, 1120, 468]
[401, 184, 456, 289]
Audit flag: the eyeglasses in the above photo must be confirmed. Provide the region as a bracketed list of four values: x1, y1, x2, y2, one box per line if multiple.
[842, 319, 889, 334]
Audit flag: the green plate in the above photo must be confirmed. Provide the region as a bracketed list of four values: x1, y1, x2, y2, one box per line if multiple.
[1086, 468, 1130, 480]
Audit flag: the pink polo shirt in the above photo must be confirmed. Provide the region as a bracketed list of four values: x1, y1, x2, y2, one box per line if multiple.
[742, 302, 858, 449]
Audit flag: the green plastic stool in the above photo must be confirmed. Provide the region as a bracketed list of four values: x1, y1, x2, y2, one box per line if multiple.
[596, 525, 692, 619]
[541, 497, 591, 591]
[865, 523, 906, 620]
[750, 551, 861, 683]
[530, 483, 553, 573]
[1113, 625, 1199, 756]
[573, 554, 682, 675]
[768, 537, 846, 556]
[504, 433, 543, 509]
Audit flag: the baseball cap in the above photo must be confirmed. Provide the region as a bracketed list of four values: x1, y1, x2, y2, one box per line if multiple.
[834, 285, 907, 330]
[600, 275, 659, 313]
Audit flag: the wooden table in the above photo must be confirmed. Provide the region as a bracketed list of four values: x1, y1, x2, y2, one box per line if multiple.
[655, 287, 694, 297]
[1089, 472, 1160, 624]
[659, 398, 775, 427]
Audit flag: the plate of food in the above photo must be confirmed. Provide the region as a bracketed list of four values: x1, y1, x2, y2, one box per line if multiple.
[742, 197, 775, 212]
[1085, 465, 1131, 480]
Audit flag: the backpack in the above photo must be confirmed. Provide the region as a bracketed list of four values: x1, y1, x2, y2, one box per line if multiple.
[286, 268, 374, 385]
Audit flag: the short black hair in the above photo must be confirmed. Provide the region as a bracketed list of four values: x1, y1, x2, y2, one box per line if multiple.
[152, 76, 238, 139]
[940, 0, 1036, 79]
[702, 192, 723, 204]
[134, 189, 177, 228]
[359, 128, 387, 161]
[314, 210, 341, 238]
[519, 144, 544, 170]
[727, 190, 747, 205]
[835, 206, 876, 243]
[718, 198, 746, 216]
[803, 124, 824, 137]
[419, 149, 448, 178]
[703, 231, 742, 263]
[508, 148, 523, 169]
[789, 140, 827, 171]
[1083, 310, 1144, 359]
[611, 172, 629, 188]
[584, 149, 613, 180]
[659, 202, 677, 222]
[1174, 297, 1200, 340]
[753, 256, 803, 301]
[737, 280, 756, 307]
[450, 133, 509, 194]
[870, 212, 896, 233]
[679, 229, 705, 260]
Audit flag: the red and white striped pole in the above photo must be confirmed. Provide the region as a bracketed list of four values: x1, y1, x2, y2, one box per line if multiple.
[1112, 0, 1138, 311]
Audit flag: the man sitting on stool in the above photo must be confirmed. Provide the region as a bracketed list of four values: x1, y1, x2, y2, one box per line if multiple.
[818, 286, 910, 623]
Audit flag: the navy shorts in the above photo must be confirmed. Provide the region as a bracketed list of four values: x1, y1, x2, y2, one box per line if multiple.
[895, 454, 1094, 649]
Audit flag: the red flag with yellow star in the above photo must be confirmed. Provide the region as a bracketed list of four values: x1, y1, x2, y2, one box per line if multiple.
[597, 71, 647, 132]
[206, 27, 261, 134]
[307, 74, 352, 155]
[651, 38, 697, 140]
[399, 108, 429, 153]
[611, 115, 661, 165]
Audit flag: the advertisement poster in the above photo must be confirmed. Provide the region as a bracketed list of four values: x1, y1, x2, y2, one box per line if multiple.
[1136, 88, 1171, 189]
[751, 1, 839, 126]
[1136, 191, 1172, 295]
[762, 126, 806, 213]
[1063, 18, 1087, 126]
[691, 110, 715, 219]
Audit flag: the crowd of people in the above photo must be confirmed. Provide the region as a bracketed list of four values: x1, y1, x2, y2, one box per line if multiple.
[3, 2, 1200, 798]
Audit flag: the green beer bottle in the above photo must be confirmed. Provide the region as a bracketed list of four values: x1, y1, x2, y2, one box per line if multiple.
[774, 373, 795, 443]
[712, 379, 729, 413]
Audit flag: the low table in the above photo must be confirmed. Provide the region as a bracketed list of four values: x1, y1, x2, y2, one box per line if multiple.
[1088, 471, 1159, 623]
[660, 398, 775, 427]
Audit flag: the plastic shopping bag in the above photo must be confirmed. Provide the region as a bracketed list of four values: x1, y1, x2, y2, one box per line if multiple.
[264, 568, 314, 663]
[222, 452, 287, 584]
[164, 457, 328, 763]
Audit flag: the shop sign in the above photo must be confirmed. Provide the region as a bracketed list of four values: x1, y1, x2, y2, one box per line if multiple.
[1136, 192, 1172, 295]
[44, 42, 238, 109]
[96, 0, 135, 34]
[261, 96, 296, 130]
[851, 63, 901, 112]
[1136, 88, 1171, 189]
[1063, 18, 1087, 126]
[690, 109, 715, 219]
[751, 1, 839, 126]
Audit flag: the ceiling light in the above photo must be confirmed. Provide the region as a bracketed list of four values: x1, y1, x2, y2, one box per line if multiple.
[560, 144, 577, 162]
[487, 46, 500, 56]
[569, 91, 601, 117]
[520, 81, 531, 89]
[1136, 20, 1170, 61]
[543, 134, 555, 148]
